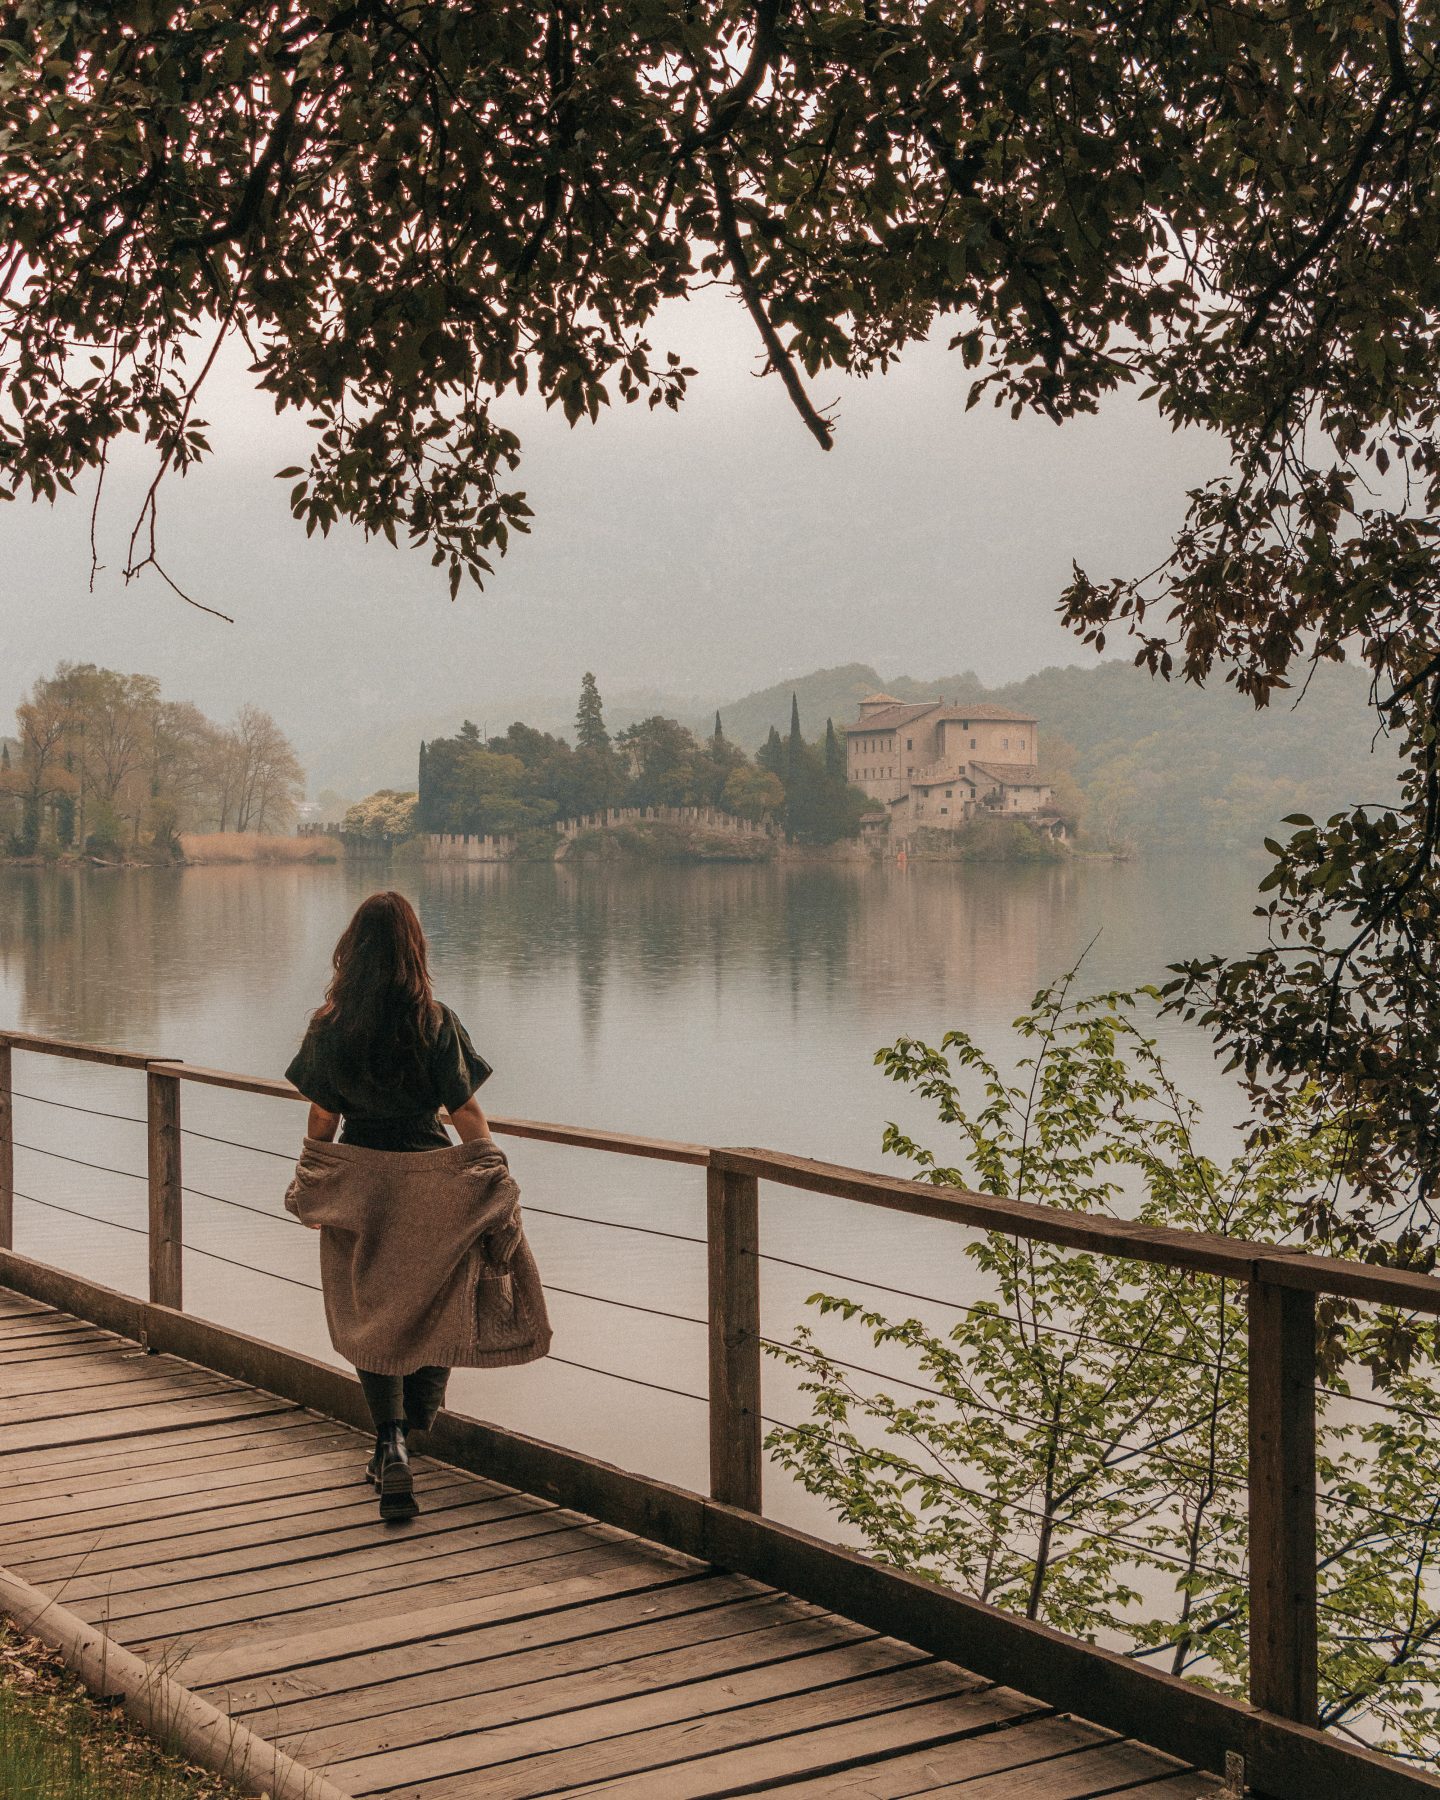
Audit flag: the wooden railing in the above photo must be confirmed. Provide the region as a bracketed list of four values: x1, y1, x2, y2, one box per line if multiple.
[1, 1025, 1437, 1800]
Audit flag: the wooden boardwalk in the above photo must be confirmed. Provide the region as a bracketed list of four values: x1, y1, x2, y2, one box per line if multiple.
[0, 1287, 1219, 1799]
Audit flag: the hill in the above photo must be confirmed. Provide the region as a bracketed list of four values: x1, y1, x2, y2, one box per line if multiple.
[714, 658, 1396, 852]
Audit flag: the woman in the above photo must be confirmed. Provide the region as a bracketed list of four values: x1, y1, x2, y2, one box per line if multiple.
[284, 892, 551, 1522]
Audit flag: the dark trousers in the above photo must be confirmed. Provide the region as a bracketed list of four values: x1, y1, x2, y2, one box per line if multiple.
[356, 1365, 451, 1433]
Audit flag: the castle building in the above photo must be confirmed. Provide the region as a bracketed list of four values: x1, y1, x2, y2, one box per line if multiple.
[843, 695, 1056, 840]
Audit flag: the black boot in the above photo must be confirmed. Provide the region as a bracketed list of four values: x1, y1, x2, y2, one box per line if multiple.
[374, 1421, 418, 1521]
[365, 1421, 411, 1486]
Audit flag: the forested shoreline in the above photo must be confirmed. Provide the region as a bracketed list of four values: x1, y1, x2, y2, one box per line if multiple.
[2, 663, 304, 859]
[344, 674, 873, 852]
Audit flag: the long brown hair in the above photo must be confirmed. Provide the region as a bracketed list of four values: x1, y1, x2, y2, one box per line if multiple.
[311, 892, 441, 1087]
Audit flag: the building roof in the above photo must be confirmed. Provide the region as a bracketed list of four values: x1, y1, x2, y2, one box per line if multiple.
[936, 703, 1038, 724]
[842, 700, 942, 734]
[971, 761, 1053, 788]
[858, 691, 903, 707]
[912, 770, 977, 792]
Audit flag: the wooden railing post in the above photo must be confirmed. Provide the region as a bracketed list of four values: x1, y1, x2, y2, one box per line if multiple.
[0, 1040, 12, 1251]
[707, 1162, 762, 1512]
[146, 1068, 183, 1311]
[1248, 1276, 1318, 1726]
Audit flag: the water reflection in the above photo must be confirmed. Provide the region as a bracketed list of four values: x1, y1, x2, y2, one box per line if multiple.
[0, 855, 1268, 1508]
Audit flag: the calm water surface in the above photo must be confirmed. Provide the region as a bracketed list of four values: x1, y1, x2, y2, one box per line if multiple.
[0, 856, 1268, 1523]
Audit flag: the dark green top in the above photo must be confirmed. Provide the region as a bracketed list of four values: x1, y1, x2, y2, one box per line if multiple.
[285, 1002, 492, 1152]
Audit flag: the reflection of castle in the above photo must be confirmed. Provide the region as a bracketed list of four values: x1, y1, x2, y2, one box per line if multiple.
[843, 695, 1056, 842]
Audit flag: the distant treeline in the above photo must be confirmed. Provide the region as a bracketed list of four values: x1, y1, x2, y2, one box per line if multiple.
[350, 676, 870, 845]
[3, 662, 304, 857]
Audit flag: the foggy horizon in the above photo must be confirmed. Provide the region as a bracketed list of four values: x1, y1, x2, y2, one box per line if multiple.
[3, 285, 1221, 779]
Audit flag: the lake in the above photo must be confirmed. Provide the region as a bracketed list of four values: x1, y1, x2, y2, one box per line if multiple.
[0, 854, 1269, 1525]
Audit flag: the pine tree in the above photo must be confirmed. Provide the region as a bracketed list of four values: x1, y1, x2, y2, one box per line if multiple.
[576, 672, 609, 752]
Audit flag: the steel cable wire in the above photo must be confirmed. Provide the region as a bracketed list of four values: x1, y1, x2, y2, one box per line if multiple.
[12, 1189, 148, 1237]
[182, 1184, 300, 1227]
[12, 1089, 146, 1126]
[12, 1188, 322, 1291]
[753, 1246, 1238, 1376]
[762, 1334, 1248, 1493]
[546, 1354, 707, 1404]
[522, 1202, 706, 1246]
[758, 1412, 1238, 1583]
[180, 1127, 297, 1160]
[12, 1141, 145, 1181]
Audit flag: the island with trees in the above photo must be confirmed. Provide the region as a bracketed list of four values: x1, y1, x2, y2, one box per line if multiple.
[344, 674, 878, 862]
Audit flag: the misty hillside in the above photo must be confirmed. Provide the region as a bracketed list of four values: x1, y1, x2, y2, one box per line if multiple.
[305, 653, 1396, 854]
[713, 657, 1398, 851]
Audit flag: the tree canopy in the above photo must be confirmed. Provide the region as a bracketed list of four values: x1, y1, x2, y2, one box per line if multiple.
[7, 1, 1440, 1253]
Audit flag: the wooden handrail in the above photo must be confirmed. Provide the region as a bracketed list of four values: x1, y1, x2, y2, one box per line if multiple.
[710, 1145, 1440, 1317]
[4, 1021, 1436, 1757]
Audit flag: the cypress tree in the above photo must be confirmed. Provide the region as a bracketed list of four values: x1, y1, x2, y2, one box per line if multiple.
[787, 693, 803, 774]
[417, 740, 430, 830]
[576, 672, 610, 752]
[712, 710, 724, 748]
[824, 717, 845, 782]
[758, 724, 785, 776]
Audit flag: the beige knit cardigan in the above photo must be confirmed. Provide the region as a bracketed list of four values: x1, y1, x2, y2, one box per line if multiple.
[283, 1136, 552, 1376]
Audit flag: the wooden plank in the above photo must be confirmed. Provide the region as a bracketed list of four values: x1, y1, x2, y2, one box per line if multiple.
[129, 1539, 708, 1666]
[0, 1304, 102, 1329]
[1248, 1279, 1319, 1726]
[881, 1738, 1214, 1798]
[483, 1114, 709, 1166]
[223, 1583, 788, 1729]
[0, 1313, 110, 1336]
[285, 1613, 883, 1771]
[0, 1387, 294, 1456]
[338, 1660, 995, 1800]
[0, 1338, 123, 1365]
[0, 1331, 113, 1358]
[146, 1060, 301, 1101]
[554, 1685, 1044, 1800]
[181, 1563, 731, 1691]
[0, 1259, 147, 1341]
[69, 1503, 590, 1625]
[0, 1029, 155, 1070]
[29, 1489, 544, 1596]
[707, 1163, 761, 1511]
[0, 1371, 237, 1428]
[759, 1712, 1118, 1797]
[89, 1517, 629, 1638]
[0, 1437, 378, 1533]
[146, 1069, 182, 1310]
[0, 1425, 376, 1526]
[0, 1346, 210, 1397]
[5, 1464, 509, 1563]
[0, 1405, 318, 1483]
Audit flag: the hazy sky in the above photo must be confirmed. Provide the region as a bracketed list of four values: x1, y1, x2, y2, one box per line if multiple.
[2, 287, 1221, 772]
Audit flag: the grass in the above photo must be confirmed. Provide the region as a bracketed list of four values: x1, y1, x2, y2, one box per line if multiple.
[0, 1623, 247, 1800]
[178, 832, 337, 864]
